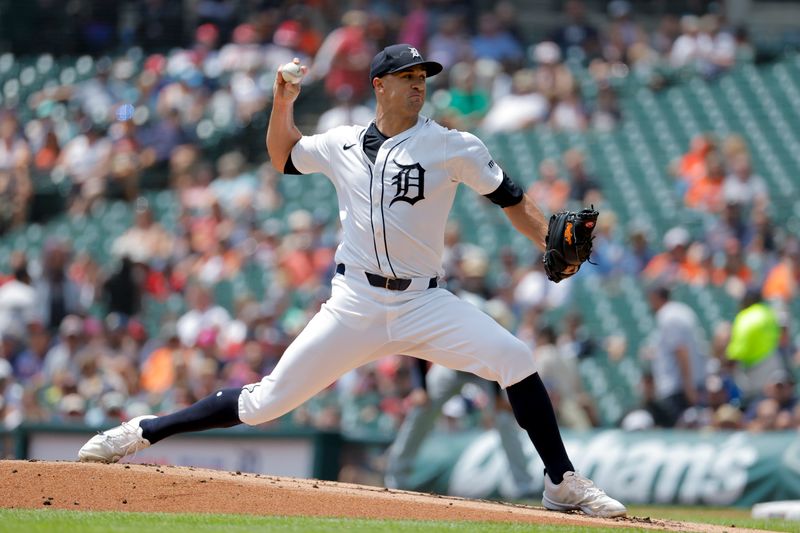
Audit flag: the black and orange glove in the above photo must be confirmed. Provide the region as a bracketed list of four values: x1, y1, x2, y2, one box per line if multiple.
[542, 207, 599, 283]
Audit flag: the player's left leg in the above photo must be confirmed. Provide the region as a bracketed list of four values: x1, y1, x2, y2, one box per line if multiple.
[396, 289, 626, 517]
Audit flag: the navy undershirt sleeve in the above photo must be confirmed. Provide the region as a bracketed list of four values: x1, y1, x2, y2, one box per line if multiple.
[283, 154, 302, 175]
[484, 172, 523, 208]
[410, 358, 429, 391]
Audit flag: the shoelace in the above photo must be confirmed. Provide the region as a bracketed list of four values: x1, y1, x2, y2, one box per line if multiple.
[566, 474, 607, 500]
[103, 421, 145, 458]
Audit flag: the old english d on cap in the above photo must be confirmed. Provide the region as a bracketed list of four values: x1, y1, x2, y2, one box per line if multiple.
[370, 44, 443, 80]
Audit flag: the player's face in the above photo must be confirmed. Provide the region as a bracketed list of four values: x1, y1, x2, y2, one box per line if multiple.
[376, 66, 427, 114]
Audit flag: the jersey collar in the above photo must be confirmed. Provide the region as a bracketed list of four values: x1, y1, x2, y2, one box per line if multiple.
[371, 115, 428, 147]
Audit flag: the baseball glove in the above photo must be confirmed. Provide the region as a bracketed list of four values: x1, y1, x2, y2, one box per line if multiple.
[542, 207, 599, 283]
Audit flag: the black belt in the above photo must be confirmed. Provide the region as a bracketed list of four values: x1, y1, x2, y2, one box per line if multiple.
[336, 263, 436, 291]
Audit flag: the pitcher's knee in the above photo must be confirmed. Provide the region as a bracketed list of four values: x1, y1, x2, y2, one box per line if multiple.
[238, 380, 297, 426]
[495, 337, 537, 389]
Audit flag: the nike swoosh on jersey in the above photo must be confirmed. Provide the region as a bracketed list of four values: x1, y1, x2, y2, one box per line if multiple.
[343, 143, 356, 150]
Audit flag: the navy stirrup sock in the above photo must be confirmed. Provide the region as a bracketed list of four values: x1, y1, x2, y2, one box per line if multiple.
[139, 388, 243, 444]
[506, 372, 574, 484]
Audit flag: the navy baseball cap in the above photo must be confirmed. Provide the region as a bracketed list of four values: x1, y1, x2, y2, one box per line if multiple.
[369, 44, 443, 80]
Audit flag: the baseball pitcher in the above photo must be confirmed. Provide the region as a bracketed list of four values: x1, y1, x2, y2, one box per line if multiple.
[79, 44, 624, 517]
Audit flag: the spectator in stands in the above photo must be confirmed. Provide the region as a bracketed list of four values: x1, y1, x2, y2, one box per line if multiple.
[604, 0, 641, 64]
[41, 315, 85, 383]
[156, 65, 208, 129]
[551, 0, 601, 62]
[531, 41, 576, 105]
[670, 15, 704, 70]
[397, 0, 429, 50]
[103, 256, 143, 318]
[622, 229, 654, 276]
[0, 358, 23, 428]
[711, 403, 743, 430]
[563, 148, 600, 205]
[557, 313, 596, 362]
[550, 86, 589, 132]
[697, 14, 736, 79]
[176, 281, 231, 348]
[112, 199, 174, 265]
[32, 123, 61, 173]
[281, 7, 323, 59]
[426, 14, 473, 70]
[316, 86, 374, 133]
[592, 84, 622, 131]
[0, 253, 36, 338]
[762, 240, 799, 303]
[587, 211, 626, 277]
[0, 111, 32, 233]
[140, 322, 185, 395]
[675, 133, 715, 193]
[138, 108, 190, 169]
[527, 159, 570, 215]
[733, 26, 756, 64]
[710, 237, 752, 299]
[470, 12, 524, 67]
[745, 370, 797, 431]
[723, 153, 768, 211]
[684, 150, 726, 213]
[720, 133, 748, 162]
[652, 14, 681, 56]
[480, 69, 548, 134]
[513, 255, 571, 312]
[12, 319, 51, 383]
[726, 289, 784, 402]
[278, 209, 335, 290]
[745, 208, 777, 273]
[0, 112, 31, 172]
[57, 121, 113, 215]
[705, 201, 752, 256]
[308, 10, 376, 104]
[534, 325, 593, 429]
[439, 62, 491, 131]
[108, 119, 143, 201]
[677, 373, 734, 429]
[625, 37, 666, 91]
[643, 284, 707, 427]
[34, 239, 83, 333]
[210, 151, 259, 216]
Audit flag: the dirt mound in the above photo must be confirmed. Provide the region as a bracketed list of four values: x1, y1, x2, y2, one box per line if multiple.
[0, 460, 762, 532]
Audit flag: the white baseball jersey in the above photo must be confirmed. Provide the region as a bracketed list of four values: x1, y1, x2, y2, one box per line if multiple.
[289, 116, 503, 278]
[238, 115, 536, 426]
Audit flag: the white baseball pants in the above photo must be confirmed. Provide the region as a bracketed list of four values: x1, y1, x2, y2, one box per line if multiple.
[238, 268, 537, 425]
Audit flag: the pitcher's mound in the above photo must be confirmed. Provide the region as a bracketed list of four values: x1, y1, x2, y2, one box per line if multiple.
[0, 460, 759, 532]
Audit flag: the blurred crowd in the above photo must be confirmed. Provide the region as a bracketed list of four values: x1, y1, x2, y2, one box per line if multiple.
[0, 0, 760, 233]
[0, 127, 797, 435]
[0, 1, 796, 435]
[604, 130, 799, 433]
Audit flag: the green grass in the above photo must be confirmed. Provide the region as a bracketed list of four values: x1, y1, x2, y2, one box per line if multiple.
[627, 505, 799, 533]
[0, 508, 797, 533]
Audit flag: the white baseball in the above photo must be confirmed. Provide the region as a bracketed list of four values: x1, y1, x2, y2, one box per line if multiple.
[281, 62, 303, 84]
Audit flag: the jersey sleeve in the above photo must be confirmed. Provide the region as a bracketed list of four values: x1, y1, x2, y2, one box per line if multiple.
[446, 131, 504, 195]
[289, 131, 334, 175]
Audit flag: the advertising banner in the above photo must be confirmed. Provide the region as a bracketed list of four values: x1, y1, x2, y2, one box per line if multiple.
[406, 429, 800, 506]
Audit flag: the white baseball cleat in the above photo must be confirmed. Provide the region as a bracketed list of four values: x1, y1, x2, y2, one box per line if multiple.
[542, 471, 627, 518]
[78, 415, 157, 463]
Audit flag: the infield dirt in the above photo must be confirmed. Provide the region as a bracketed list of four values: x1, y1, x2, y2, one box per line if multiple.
[0, 460, 769, 532]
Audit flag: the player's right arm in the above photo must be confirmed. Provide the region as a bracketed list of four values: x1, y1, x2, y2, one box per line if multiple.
[266, 60, 306, 173]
